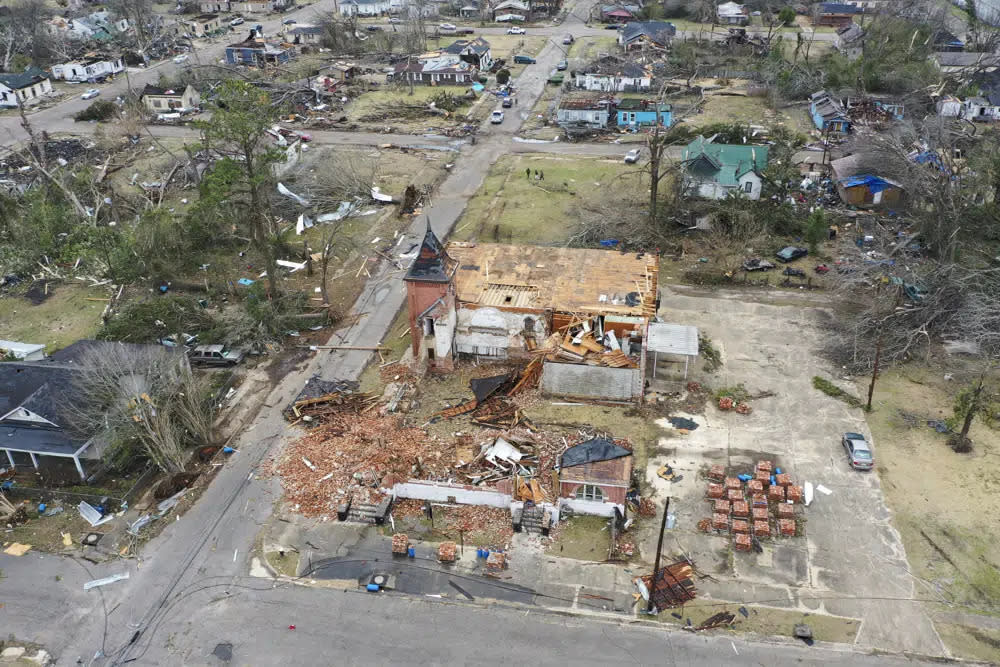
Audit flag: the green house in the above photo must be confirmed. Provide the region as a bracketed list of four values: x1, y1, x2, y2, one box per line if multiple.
[682, 135, 769, 200]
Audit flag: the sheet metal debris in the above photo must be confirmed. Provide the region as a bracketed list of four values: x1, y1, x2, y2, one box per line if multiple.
[83, 572, 129, 591]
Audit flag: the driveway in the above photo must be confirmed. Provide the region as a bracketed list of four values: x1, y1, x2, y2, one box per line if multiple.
[641, 285, 944, 656]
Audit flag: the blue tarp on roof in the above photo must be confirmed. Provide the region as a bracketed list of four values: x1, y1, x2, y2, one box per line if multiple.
[839, 174, 895, 192]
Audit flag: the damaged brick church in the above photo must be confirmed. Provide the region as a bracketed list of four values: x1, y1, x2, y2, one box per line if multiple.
[403, 223, 659, 402]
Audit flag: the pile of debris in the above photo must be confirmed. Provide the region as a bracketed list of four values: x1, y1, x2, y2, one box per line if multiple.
[432, 366, 540, 425]
[283, 376, 378, 424]
[278, 413, 450, 515]
[700, 460, 804, 552]
[633, 559, 697, 612]
[535, 315, 642, 369]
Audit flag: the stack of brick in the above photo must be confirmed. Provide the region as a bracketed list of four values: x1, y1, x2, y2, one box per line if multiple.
[714, 499, 731, 514]
[748, 479, 764, 495]
[779, 519, 796, 536]
[756, 460, 772, 474]
[727, 488, 743, 501]
[753, 521, 770, 537]
[732, 500, 749, 518]
[775, 472, 792, 487]
[724, 477, 742, 491]
[786, 485, 803, 504]
[712, 513, 729, 531]
[392, 533, 409, 555]
[752, 507, 768, 522]
[707, 483, 725, 499]
[778, 503, 795, 519]
[769, 485, 786, 502]
[754, 470, 770, 485]
[438, 541, 458, 562]
[732, 519, 750, 534]
[751, 493, 768, 507]
[734, 534, 752, 551]
[486, 551, 506, 574]
[708, 465, 726, 481]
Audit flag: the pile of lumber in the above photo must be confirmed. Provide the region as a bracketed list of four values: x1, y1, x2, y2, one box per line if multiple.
[533, 316, 640, 369]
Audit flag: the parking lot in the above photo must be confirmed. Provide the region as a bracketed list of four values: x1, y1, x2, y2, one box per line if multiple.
[639, 285, 943, 655]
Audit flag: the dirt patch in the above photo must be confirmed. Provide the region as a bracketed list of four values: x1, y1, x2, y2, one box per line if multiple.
[545, 515, 610, 561]
[265, 549, 301, 577]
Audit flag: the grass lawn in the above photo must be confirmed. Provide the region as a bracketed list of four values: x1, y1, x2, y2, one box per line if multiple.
[933, 622, 1000, 662]
[0, 283, 109, 353]
[346, 86, 474, 125]
[656, 599, 861, 643]
[861, 365, 1000, 613]
[567, 35, 619, 62]
[677, 92, 813, 134]
[546, 515, 610, 561]
[451, 153, 645, 245]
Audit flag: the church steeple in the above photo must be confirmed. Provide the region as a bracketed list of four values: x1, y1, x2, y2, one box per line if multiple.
[404, 218, 454, 283]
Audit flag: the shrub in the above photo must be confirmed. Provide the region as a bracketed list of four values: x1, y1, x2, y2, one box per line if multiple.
[699, 333, 723, 372]
[812, 376, 864, 409]
[74, 100, 118, 122]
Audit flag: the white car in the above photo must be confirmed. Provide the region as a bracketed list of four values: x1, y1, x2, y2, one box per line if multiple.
[439, 23, 457, 30]
[81, 88, 100, 100]
[388, 17, 402, 23]
[624, 148, 640, 164]
[490, 109, 504, 124]
[507, 26, 525, 34]
[173, 54, 190, 64]
[230, 17, 245, 26]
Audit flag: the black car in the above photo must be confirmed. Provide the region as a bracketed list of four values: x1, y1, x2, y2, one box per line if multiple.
[775, 246, 808, 263]
[556, 59, 568, 70]
[366, 25, 382, 31]
[605, 23, 623, 29]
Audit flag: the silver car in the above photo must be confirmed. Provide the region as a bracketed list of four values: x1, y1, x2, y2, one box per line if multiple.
[842, 432, 874, 470]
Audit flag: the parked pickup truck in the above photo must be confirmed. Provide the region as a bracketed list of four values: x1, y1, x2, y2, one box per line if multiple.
[190, 344, 245, 366]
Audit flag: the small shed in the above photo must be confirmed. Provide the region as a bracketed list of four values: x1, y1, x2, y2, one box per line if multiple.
[646, 323, 698, 379]
[836, 174, 903, 208]
[559, 437, 633, 510]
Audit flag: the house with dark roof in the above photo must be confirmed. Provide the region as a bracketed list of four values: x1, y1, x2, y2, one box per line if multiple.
[933, 51, 1000, 74]
[0, 341, 183, 480]
[814, 2, 861, 26]
[682, 135, 769, 200]
[833, 23, 864, 60]
[618, 21, 676, 50]
[810, 90, 850, 133]
[616, 98, 671, 127]
[492, 0, 532, 21]
[558, 437, 633, 512]
[574, 58, 651, 92]
[140, 84, 201, 113]
[392, 56, 476, 85]
[288, 25, 325, 44]
[600, 4, 639, 22]
[225, 37, 292, 66]
[556, 96, 611, 127]
[443, 37, 493, 70]
[0, 67, 53, 108]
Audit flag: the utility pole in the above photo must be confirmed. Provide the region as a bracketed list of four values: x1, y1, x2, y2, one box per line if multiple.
[866, 326, 882, 411]
[646, 496, 670, 613]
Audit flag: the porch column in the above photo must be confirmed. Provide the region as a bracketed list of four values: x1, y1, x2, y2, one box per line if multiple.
[29, 452, 39, 469]
[684, 355, 689, 380]
[5, 449, 14, 469]
[73, 455, 86, 481]
[653, 351, 658, 379]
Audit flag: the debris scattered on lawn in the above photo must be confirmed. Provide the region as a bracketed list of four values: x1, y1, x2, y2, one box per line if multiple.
[686, 611, 736, 632]
[3, 542, 32, 556]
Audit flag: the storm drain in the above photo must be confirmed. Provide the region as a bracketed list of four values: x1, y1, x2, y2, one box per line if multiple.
[212, 643, 233, 662]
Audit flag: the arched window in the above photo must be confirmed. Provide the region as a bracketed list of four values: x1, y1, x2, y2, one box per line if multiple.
[574, 485, 604, 502]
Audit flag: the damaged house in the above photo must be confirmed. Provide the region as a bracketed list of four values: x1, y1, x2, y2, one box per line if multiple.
[556, 96, 611, 128]
[618, 20, 675, 50]
[831, 155, 904, 208]
[558, 437, 633, 515]
[682, 135, 768, 200]
[403, 224, 658, 402]
[574, 58, 651, 92]
[225, 37, 292, 66]
[810, 90, 850, 133]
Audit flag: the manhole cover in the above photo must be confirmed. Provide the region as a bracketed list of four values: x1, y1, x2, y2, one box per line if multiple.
[372, 574, 387, 586]
[212, 643, 233, 662]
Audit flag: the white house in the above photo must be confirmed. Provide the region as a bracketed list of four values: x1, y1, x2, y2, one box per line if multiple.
[0, 68, 54, 108]
[574, 62, 650, 92]
[717, 1, 748, 24]
[51, 57, 125, 82]
[340, 0, 392, 15]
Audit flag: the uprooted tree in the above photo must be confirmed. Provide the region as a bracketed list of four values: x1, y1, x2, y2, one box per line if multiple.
[947, 370, 1000, 452]
[66, 344, 216, 473]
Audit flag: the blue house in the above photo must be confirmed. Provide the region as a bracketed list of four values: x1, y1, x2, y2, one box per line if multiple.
[225, 38, 291, 66]
[616, 98, 671, 128]
[809, 90, 850, 133]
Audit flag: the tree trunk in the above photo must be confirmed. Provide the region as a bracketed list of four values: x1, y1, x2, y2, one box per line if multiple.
[959, 373, 985, 442]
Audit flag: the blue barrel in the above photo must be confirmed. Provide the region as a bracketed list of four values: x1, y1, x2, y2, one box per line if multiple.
[407, 547, 415, 558]
[38, 503, 46, 513]
[366, 583, 380, 592]
[775, 467, 782, 475]
[770, 475, 777, 486]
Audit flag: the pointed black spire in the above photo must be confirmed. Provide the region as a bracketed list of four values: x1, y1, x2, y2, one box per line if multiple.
[404, 218, 453, 283]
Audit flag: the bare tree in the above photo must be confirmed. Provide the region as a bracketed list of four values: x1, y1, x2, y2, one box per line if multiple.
[66, 344, 215, 474]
